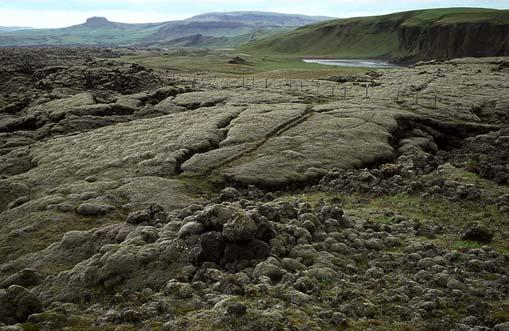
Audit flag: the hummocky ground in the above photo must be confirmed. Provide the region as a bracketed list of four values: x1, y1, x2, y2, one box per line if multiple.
[0, 48, 508, 330]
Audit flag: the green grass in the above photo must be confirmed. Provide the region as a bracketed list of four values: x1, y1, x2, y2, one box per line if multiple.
[242, 8, 509, 59]
[0, 211, 123, 267]
[375, 215, 394, 224]
[488, 301, 509, 324]
[277, 190, 509, 254]
[345, 319, 415, 331]
[451, 240, 483, 250]
[115, 52, 367, 78]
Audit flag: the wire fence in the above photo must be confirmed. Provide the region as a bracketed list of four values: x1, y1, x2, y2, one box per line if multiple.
[162, 71, 465, 110]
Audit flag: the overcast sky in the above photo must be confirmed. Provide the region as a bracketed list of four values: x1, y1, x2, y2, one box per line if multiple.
[1, 0, 508, 28]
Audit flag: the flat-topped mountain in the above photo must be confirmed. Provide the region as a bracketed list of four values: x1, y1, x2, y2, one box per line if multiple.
[82, 17, 114, 28]
[0, 12, 332, 48]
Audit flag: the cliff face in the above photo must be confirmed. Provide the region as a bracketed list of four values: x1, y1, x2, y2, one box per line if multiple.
[244, 9, 509, 61]
[399, 23, 509, 60]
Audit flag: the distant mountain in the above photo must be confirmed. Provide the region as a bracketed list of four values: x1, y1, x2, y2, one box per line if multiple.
[73, 16, 165, 29]
[0, 12, 333, 48]
[186, 11, 331, 26]
[0, 26, 32, 32]
[243, 8, 509, 61]
[147, 12, 330, 44]
[82, 17, 116, 28]
[141, 27, 294, 49]
[0, 17, 166, 47]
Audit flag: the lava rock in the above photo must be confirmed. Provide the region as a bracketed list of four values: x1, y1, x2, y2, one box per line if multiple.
[218, 187, 240, 202]
[0, 269, 42, 289]
[494, 322, 509, 331]
[0, 285, 42, 324]
[223, 239, 270, 263]
[178, 221, 205, 239]
[126, 210, 151, 224]
[226, 303, 247, 316]
[222, 212, 257, 242]
[76, 203, 115, 216]
[253, 262, 286, 282]
[461, 223, 494, 243]
[198, 231, 226, 263]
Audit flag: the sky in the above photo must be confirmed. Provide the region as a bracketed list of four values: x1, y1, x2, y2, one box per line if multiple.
[1, 0, 508, 28]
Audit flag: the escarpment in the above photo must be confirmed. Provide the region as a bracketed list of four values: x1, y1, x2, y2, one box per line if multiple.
[399, 22, 509, 60]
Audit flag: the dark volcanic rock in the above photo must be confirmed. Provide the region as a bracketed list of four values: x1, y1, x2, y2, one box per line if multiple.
[461, 223, 494, 243]
[198, 231, 226, 264]
[399, 22, 509, 60]
[126, 210, 152, 225]
[222, 239, 270, 263]
[228, 56, 249, 65]
[0, 268, 42, 289]
[226, 303, 247, 316]
[76, 203, 115, 216]
[222, 212, 258, 242]
[0, 285, 42, 324]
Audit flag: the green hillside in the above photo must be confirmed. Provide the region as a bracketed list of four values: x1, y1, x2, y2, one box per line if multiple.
[242, 8, 509, 60]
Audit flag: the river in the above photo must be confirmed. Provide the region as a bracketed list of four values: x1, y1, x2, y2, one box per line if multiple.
[303, 59, 397, 68]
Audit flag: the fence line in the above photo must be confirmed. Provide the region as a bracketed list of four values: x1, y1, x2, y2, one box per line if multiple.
[161, 72, 463, 109]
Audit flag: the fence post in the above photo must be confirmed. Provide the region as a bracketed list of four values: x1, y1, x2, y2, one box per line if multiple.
[343, 87, 347, 99]
[365, 83, 369, 99]
[265, 78, 268, 88]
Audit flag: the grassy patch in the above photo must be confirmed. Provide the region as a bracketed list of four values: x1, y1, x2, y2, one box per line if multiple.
[375, 215, 394, 224]
[276, 190, 508, 253]
[370, 193, 506, 227]
[115, 52, 368, 79]
[179, 176, 219, 198]
[421, 164, 508, 198]
[0, 211, 123, 266]
[487, 301, 509, 324]
[450, 240, 483, 250]
[346, 319, 415, 331]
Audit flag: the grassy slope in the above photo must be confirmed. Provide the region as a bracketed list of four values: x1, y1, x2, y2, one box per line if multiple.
[242, 8, 509, 58]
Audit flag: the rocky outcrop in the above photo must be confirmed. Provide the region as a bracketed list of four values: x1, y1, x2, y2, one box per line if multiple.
[399, 22, 509, 60]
